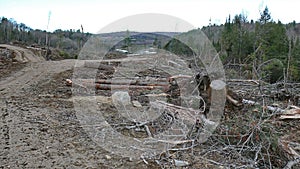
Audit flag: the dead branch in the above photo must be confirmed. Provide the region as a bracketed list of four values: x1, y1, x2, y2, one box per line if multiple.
[150, 100, 199, 124]
[144, 125, 153, 137]
[227, 94, 242, 106]
[169, 75, 193, 79]
[145, 93, 170, 97]
[150, 100, 216, 127]
[280, 137, 300, 169]
[242, 99, 257, 105]
[157, 139, 194, 145]
[283, 158, 300, 169]
[242, 99, 285, 113]
[280, 139, 300, 156]
[153, 100, 202, 114]
[227, 79, 260, 85]
[280, 108, 300, 120]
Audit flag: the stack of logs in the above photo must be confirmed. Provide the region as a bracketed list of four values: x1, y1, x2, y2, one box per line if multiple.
[66, 77, 171, 91]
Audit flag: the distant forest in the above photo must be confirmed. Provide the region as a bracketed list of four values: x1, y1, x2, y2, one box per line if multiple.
[1, 6, 300, 82]
[0, 17, 91, 58]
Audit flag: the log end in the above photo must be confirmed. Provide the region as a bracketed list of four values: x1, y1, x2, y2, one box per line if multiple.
[210, 80, 226, 90]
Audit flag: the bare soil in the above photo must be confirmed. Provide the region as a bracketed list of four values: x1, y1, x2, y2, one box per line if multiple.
[0, 46, 161, 168]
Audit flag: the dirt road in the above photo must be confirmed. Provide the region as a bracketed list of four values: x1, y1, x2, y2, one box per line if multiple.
[0, 44, 160, 168]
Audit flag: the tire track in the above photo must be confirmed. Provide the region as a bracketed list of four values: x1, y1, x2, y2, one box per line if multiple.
[5, 99, 48, 168]
[0, 98, 9, 168]
[0, 59, 77, 168]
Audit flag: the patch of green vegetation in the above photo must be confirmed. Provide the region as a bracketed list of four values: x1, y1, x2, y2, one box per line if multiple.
[59, 50, 70, 59]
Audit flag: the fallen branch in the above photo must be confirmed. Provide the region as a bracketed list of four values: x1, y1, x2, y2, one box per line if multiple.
[283, 158, 300, 169]
[144, 125, 153, 137]
[280, 108, 300, 120]
[242, 99, 257, 105]
[150, 101, 198, 124]
[169, 75, 193, 79]
[279, 138, 300, 159]
[153, 100, 202, 114]
[227, 79, 260, 85]
[157, 139, 194, 145]
[227, 95, 242, 106]
[145, 93, 170, 97]
[242, 99, 285, 113]
[150, 100, 215, 126]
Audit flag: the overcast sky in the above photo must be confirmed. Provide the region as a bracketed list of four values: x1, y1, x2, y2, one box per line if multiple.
[0, 0, 298, 33]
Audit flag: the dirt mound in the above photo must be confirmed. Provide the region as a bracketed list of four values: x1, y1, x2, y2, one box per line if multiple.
[0, 44, 45, 63]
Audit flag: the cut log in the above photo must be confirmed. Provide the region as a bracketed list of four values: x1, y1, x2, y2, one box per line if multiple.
[96, 84, 170, 91]
[66, 79, 170, 91]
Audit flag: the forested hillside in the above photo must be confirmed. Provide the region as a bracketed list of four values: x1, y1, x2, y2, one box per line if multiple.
[202, 7, 300, 82]
[0, 17, 91, 59]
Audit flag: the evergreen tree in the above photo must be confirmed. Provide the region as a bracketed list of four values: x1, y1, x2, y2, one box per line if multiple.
[259, 6, 272, 24]
[221, 14, 254, 64]
[290, 37, 300, 81]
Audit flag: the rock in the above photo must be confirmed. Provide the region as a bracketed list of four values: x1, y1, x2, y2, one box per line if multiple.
[112, 91, 131, 107]
[132, 100, 142, 107]
[174, 159, 189, 167]
[105, 155, 112, 160]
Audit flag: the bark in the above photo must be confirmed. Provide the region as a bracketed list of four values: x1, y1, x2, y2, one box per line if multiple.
[66, 79, 170, 91]
[95, 83, 169, 91]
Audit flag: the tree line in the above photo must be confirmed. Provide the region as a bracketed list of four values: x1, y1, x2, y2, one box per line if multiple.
[1, 8, 300, 82]
[0, 17, 91, 58]
[203, 7, 300, 83]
